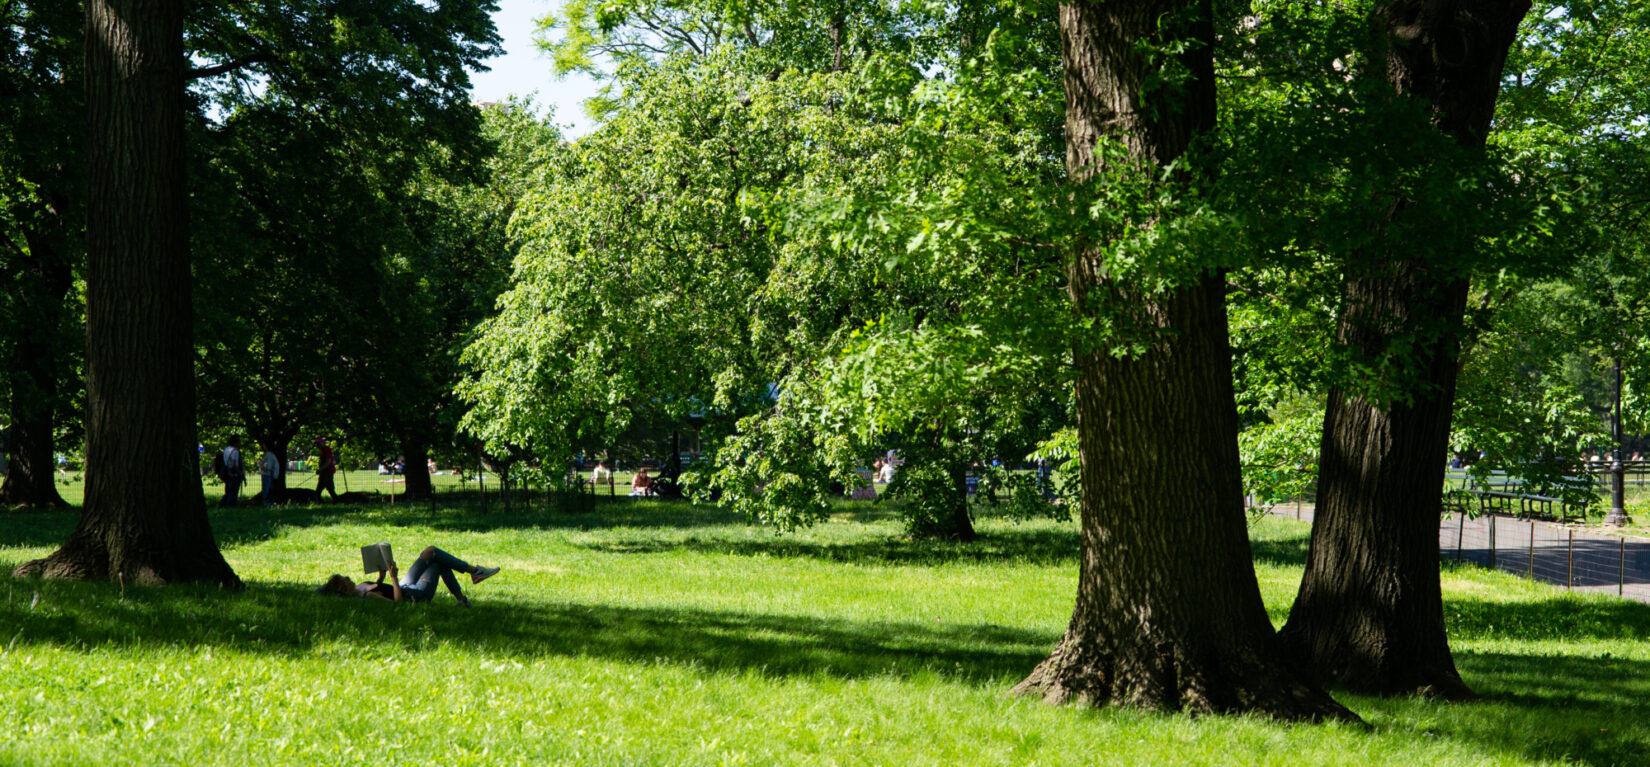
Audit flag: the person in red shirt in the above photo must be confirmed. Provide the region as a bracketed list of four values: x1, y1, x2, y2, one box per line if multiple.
[314, 437, 339, 501]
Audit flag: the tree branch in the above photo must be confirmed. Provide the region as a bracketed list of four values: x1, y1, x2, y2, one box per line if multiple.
[187, 53, 277, 81]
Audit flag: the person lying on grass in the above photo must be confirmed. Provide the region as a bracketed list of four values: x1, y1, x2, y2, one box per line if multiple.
[315, 546, 501, 607]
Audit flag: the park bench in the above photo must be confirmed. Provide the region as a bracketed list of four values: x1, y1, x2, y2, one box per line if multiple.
[1444, 469, 1593, 523]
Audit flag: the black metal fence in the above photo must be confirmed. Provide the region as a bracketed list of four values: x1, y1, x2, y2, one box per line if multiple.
[1439, 513, 1650, 598]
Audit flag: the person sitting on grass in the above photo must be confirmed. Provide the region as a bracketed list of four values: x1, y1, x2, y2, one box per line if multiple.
[315, 546, 501, 607]
[629, 467, 653, 496]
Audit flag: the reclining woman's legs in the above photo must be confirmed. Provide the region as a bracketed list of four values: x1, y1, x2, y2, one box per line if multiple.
[400, 546, 471, 601]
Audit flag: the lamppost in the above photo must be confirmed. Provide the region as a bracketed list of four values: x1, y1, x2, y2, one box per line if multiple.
[1605, 356, 1633, 527]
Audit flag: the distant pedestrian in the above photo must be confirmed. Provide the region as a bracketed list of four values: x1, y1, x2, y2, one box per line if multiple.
[219, 437, 244, 508]
[314, 437, 339, 501]
[260, 447, 282, 506]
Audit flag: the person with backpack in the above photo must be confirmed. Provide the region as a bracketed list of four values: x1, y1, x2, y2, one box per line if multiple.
[218, 436, 244, 507]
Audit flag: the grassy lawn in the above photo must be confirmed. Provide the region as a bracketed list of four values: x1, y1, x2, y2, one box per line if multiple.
[3, 499, 1648, 766]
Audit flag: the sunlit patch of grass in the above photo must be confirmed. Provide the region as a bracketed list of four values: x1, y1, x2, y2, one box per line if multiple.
[1, 504, 1647, 764]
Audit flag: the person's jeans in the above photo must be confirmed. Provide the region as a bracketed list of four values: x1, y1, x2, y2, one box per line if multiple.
[398, 547, 470, 602]
[316, 471, 337, 500]
[221, 476, 242, 507]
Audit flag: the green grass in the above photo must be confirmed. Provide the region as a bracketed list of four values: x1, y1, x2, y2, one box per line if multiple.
[3, 500, 1649, 765]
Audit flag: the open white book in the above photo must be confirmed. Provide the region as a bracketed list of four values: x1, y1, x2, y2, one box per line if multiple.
[360, 542, 394, 574]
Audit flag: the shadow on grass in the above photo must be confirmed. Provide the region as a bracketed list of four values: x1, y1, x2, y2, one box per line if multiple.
[1349, 648, 1650, 767]
[220, 500, 746, 548]
[1316, 593, 1650, 766]
[203, 500, 749, 548]
[0, 507, 81, 549]
[0, 498, 753, 551]
[8, 577, 1650, 762]
[1446, 590, 1650, 642]
[0, 576, 1052, 686]
[1249, 535, 1311, 569]
[578, 528, 1081, 566]
[1, 502, 1075, 568]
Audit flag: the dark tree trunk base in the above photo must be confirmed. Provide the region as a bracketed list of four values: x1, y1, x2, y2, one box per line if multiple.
[37, 0, 243, 593]
[3, 340, 69, 510]
[1278, 386, 1476, 702]
[1282, 281, 1475, 701]
[402, 442, 432, 500]
[1013, 631, 1361, 722]
[13, 524, 242, 590]
[907, 527, 978, 543]
[0, 475, 69, 509]
[1278, 617, 1477, 701]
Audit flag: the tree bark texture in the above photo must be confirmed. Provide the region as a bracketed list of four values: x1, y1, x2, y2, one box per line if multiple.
[401, 434, 432, 500]
[1279, 0, 1530, 698]
[1013, 0, 1353, 721]
[943, 462, 977, 542]
[2, 229, 71, 509]
[14, 0, 240, 588]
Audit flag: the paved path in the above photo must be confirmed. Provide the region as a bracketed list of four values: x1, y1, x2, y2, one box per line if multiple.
[1263, 503, 1650, 604]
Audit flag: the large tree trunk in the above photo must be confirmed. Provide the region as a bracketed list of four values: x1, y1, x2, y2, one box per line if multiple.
[14, 0, 239, 588]
[942, 462, 976, 542]
[401, 433, 432, 500]
[2, 356, 68, 510]
[1013, 0, 1352, 721]
[1279, 0, 1529, 698]
[1, 192, 74, 509]
[2, 233, 70, 509]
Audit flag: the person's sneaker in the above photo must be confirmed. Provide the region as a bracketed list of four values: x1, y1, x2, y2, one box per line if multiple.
[455, 595, 471, 608]
[471, 566, 500, 584]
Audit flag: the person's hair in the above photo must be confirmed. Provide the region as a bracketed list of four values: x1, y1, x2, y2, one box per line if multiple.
[315, 573, 354, 597]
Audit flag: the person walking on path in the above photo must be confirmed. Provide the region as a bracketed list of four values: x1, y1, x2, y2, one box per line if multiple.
[314, 437, 339, 502]
[219, 437, 243, 508]
[259, 447, 282, 507]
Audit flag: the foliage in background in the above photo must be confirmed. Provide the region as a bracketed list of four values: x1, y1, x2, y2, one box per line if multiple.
[1218, 1, 1558, 406]
[533, 0, 953, 120]
[465, 6, 1077, 537]
[0, 0, 86, 504]
[1237, 395, 1322, 511]
[368, 101, 565, 482]
[460, 55, 792, 469]
[188, 0, 504, 475]
[1447, 0, 1650, 494]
